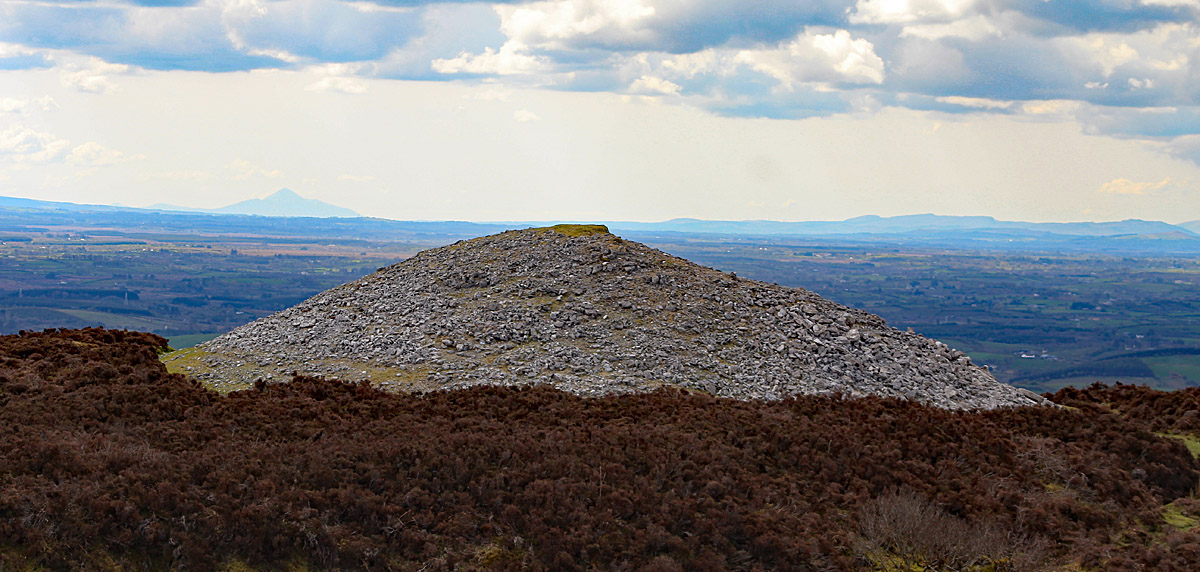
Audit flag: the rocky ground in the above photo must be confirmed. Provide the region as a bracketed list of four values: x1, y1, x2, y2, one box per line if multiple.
[167, 225, 1048, 409]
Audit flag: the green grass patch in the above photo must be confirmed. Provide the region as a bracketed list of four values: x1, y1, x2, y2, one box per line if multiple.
[540, 224, 610, 237]
[167, 333, 223, 349]
[162, 346, 439, 395]
[1027, 376, 1160, 393]
[1144, 356, 1200, 387]
[1162, 501, 1200, 531]
[57, 308, 173, 331]
[1157, 433, 1200, 459]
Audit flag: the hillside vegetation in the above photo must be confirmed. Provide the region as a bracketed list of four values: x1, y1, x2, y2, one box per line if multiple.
[2, 328, 1200, 570]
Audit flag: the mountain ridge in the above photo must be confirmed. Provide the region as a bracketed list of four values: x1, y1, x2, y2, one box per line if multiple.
[152, 188, 359, 218]
[599, 214, 1199, 237]
[2, 193, 1195, 236]
[2, 193, 1195, 239]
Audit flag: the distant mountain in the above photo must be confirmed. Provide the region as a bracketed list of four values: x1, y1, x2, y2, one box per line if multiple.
[2, 193, 1197, 251]
[603, 214, 1199, 238]
[153, 189, 359, 218]
[0, 195, 134, 213]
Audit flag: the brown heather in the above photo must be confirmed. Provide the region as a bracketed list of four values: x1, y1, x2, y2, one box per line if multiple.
[1, 328, 1199, 571]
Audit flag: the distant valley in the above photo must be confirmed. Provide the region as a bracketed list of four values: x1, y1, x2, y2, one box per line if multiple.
[606, 214, 1200, 239]
[4, 191, 1200, 253]
[1, 195, 1198, 392]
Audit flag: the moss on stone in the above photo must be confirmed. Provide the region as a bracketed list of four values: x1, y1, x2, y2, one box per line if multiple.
[540, 224, 610, 237]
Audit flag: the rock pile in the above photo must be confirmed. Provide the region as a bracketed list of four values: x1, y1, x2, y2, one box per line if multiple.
[174, 225, 1048, 409]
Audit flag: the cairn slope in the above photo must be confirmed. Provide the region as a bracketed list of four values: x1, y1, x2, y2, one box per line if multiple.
[176, 225, 1047, 409]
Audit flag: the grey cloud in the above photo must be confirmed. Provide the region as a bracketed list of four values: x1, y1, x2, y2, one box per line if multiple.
[1079, 105, 1200, 138]
[231, 0, 423, 63]
[1010, 0, 1195, 34]
[0, 0, 425, 71]
[125, 0, 206, 6]
[357, 0, 524, 5]
[575, 0, 854, 53]
[873, 21, 1198, 109]
[372, 2, 505, 79]
[1, 0, 1197, 145]
[0, 2, 279, 71]
[1164, 134, 1200, 164]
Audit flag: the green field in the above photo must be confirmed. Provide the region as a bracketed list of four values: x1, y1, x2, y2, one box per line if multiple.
[645, 236, 1200, 392]
[167, 333, 223, 349]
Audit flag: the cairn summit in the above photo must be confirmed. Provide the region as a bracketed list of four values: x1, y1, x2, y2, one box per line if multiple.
[171, 224, 1047, 409]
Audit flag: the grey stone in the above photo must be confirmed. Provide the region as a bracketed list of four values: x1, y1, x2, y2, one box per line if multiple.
[194, 227, 1051, 411]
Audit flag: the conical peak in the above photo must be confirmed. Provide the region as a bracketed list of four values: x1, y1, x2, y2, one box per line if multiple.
[266, 188, 301, 200]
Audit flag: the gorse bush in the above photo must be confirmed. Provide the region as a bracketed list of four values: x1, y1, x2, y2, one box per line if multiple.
[1, 328, 1198, 571]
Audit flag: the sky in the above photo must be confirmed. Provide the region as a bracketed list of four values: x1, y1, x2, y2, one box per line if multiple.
[1, 0, 1199, 223]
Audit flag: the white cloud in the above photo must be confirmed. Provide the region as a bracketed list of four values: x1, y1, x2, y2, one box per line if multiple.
[514, 109, 541, 122]
[660, 49, 727, 79]
[1098, 177, 1174, 195]
[629, 75, 681, 95]
[1020, 100, 1081, 116]
[497, 0, 658, 50]
[1140, 0, 1200, 6]
[431, 42, 549, 75]
[736, 29, 885, 87]
[601, 29, 886, 101]
[247, 48, 302, 64]
[1128, 77, 1155, 89]
[344, 2, 414, 14]
[218, 0, 423, 63]
[60, 58, 129, 94]
[0, 124, 70, 162]
[0, 100, 26, 114]
[0, 42, 40, 58]
[218, 0, 271, 52]
[0, 97, 55, 115]
[900, 14, 1003, 41]
[935, 95, 1014, 109]
[1055, 23, 1199, 106]
[66, 142, 144, 166]
[1073, 36, 1140, 77]
[851, 0, 978, 25]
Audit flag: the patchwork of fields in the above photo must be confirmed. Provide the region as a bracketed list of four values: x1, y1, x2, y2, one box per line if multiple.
[2, 218, 1198, 392]
[634, 234, 1200, 392]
